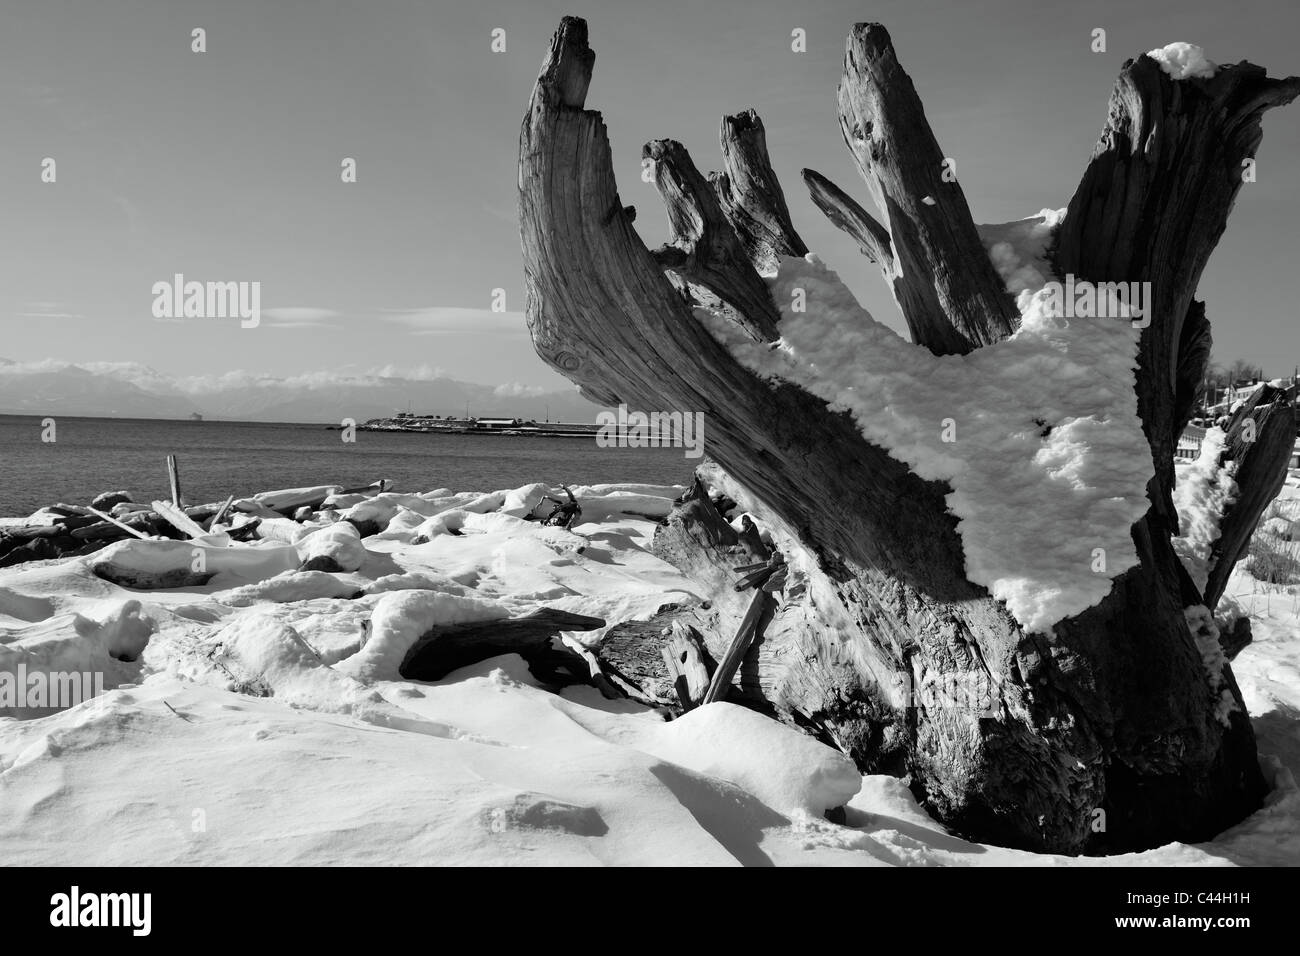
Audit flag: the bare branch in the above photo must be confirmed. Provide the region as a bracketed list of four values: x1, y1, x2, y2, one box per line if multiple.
[712, 110, 808, 275]
[644, 138, 781, 341]
[837, 23, 1020, 353]
[802, 167, 893, 267]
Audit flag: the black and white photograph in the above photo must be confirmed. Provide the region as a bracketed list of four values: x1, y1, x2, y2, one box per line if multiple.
[1, 0, 1297, 912]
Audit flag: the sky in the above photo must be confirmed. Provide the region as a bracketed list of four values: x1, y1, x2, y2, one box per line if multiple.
[1, 0, 1298, 386]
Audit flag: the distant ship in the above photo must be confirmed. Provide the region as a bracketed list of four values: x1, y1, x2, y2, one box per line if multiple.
[190, 412, 203, 421]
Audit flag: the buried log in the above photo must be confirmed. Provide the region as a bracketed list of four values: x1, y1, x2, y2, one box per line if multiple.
[399, 608, 606, 682]
[660, 621, 714, 711]
[0, 536, 62, 568]
[0, 478, 389, 570]
[596, 483, 781, 710]
[596, 604, 695, 704]
[518, 17, 1299, 853]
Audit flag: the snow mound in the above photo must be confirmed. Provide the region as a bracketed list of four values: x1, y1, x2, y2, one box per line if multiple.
[335, 590, 511, 682]
[1147, 43, 1217, 80]
[700, 253, 1150, 632]
[978, 209, 1066, 300]
[212, 571, 363, 606]
[296, 522, 367, 573]
[1, 600, 156, 717]
[88, 538, 299, 589]
[249, 484, 342, 511]
[640, 702, 861, 814]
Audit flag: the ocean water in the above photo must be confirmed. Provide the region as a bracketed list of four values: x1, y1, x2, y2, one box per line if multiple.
[0, 415, 696, 518]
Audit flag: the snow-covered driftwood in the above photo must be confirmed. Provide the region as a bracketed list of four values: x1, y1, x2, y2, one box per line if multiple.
[518, 17, 1300, 853]
[399, 608, 606, 683]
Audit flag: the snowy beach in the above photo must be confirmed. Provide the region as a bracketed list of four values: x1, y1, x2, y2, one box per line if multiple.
[5, 0, 1300, 891]
[2, 474, 1297, 866]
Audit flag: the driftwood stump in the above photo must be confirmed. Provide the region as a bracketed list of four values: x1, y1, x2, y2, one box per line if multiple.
[518, 17, 1299, 853]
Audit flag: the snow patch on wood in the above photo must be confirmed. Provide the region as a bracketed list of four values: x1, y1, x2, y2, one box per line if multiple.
[1172, 428, 1238, 592]
[699, 253, 1151, 633]
[1147, 43, 1218, 80]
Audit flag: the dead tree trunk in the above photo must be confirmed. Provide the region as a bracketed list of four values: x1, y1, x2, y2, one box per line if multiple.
[518, 17, 1300, 853]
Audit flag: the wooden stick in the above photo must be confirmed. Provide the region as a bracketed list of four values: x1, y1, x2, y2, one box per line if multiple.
[338, 479, 386, 495]
[209, 494, 236, 527]
[84, 506, 151, 540]
[151, 500, 209, 540]
[0, 525, 66, 541]
[701, 589, 768, 705]
[167, 455, 182, 508]
[733, 565, 777, 591]
[162, 700, 193, 722]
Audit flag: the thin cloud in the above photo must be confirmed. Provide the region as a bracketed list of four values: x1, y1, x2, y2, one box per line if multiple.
[265, 320, 343, 329]
[493, 382, 548, 398]
[262, 307, 342, 329]
[379, 307, 526, 336]
[15, 302, 84, 320]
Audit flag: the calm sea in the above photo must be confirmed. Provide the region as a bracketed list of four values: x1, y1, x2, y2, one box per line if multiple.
[0, 415, 696, 518]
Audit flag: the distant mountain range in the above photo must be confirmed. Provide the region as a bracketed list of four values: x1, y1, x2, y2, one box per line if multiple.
[0, 359, 603, 424]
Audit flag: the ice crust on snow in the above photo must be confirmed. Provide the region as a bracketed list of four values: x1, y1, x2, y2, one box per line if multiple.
[1147, 43, 1217, 80]
[699, 223, 1151, 633]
